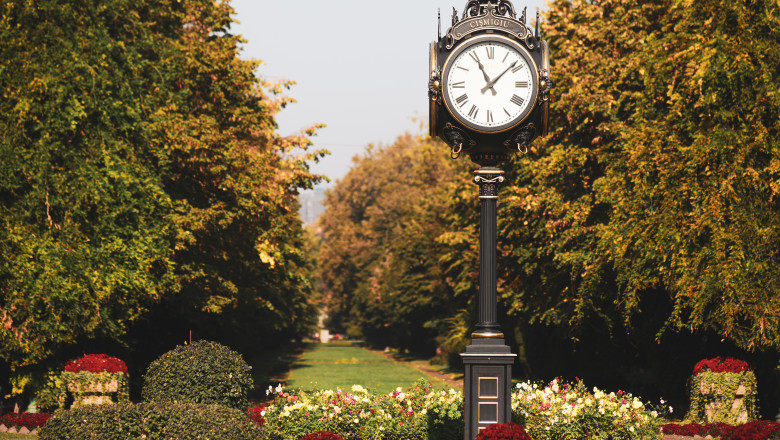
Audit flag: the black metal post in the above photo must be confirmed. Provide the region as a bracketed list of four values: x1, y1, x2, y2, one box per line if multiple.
[462, 166, 515, 440]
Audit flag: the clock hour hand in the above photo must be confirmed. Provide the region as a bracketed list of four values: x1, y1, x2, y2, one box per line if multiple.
[481, 60, 518, 94]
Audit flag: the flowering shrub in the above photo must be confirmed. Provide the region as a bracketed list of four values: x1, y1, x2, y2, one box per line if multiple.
[693, 357, 751, 375]
[247, 405, 267, 426]
[475, 422, 532, 440]
[262, 380, 463, 440]
[64, 354, 127, 374]
[0, 412, 52, 429]
[512, 379, 661, 440]
[299, 431, 346, 440]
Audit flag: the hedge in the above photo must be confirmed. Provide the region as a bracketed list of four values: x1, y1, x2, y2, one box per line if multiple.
[37, 402, 263, 440]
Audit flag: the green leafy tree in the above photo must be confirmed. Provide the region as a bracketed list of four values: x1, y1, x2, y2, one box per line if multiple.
[0, 0, 323, 387]
[318, 135, 471, 353]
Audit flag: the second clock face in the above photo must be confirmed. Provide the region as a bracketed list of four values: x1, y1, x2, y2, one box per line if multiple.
[442, 35, 538, 133]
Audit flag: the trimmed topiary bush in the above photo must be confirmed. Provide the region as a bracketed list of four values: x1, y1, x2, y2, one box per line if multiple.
[38, 402, 263, 439]
[142, 340, 253, 410]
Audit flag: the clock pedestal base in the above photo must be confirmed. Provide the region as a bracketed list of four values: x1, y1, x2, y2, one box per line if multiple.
[462, 338, 516, 440]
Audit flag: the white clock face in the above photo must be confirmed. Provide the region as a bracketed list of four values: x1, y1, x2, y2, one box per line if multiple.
[443, 37, 537, 133]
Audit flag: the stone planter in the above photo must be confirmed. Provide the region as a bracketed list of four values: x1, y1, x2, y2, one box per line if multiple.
[66, 377, 121, 408]
[697, 376, 755, 424]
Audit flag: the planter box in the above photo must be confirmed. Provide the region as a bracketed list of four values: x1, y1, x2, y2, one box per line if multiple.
[67, 378, 119, 394]
[697, 375, 755, 424]
[66, 377, 122, 408]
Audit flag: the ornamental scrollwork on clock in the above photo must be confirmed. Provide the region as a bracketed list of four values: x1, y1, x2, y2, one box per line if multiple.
[503, 124, 536, 154]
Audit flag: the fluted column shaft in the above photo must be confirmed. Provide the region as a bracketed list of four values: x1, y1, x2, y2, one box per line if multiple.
[472, 167, 504, 338]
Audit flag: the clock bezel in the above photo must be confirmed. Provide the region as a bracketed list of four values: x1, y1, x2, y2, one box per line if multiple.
[441, 34, 539, 134]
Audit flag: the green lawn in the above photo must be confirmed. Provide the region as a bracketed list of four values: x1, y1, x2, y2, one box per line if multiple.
[286, 342, 449, 394]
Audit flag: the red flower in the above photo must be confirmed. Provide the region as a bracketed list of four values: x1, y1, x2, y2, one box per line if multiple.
[246, 406, 265, 427]
[475, 422, 532, 440]
[662, 423, 706, 436]
[63, 354, 127, 374]
[0, 412, 52, 429]
[693, 357, 751, 375]
[299, 431, 346, 440]
[724, 420, 780, 440]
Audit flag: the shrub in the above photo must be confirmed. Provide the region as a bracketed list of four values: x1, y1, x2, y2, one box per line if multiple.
[0, 412, 52, 429]
[37, 402, 263, 440]
[299, 431, 345, 440]
[142, 340, 253, 410]
[475, 422, 532, 440]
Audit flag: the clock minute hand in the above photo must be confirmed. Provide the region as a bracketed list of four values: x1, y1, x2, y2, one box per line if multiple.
[475, 59, 493, 89]
[481, 60, 517, 94]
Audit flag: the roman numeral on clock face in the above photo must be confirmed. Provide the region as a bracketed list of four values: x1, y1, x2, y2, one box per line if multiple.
[516, 81, 529, 88]
[469, 52, 480, 64]
[511, 64, 524, 73]
[486, 46, 495, 59]
[452, 81, 465, 88]
[511, 94, 525, 106]
[486, 110, 493, 123]
[456, 94, 468, 106]
[468, 105, 479, 119]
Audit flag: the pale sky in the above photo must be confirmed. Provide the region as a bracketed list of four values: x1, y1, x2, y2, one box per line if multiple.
[231, 0, 547, 188]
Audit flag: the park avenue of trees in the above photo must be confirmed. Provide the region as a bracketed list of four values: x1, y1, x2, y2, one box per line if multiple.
[1, 0, 779, 419]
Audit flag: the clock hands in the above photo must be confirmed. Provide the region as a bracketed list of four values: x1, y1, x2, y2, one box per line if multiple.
[481, 60, 518, 95]
[473, 57, 496, 96]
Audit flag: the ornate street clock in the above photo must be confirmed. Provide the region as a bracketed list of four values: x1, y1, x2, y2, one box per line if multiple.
[429, 0, 551, 166]
[429, 2, 553, 438]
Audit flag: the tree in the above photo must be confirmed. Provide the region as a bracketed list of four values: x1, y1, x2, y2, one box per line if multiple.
[318, 135, 471, 353]
[0, 0, 323, 386]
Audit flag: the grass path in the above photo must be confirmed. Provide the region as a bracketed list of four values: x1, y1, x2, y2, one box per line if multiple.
[284, 342, 454, 394]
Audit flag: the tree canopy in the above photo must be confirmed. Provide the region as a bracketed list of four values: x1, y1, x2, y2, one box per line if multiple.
[0, 0, 323, 380]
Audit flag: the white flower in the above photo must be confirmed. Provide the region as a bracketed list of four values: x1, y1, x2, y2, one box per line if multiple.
[275, 384, 283, 393]
[669, 406, 673, 413]
[353, 418, 359, 423]
[352, 385, 365, 393]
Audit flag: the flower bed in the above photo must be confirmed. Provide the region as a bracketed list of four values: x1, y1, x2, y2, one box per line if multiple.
[662, 421, 780, 440]
[0, 412, 52, 433]
[262, 380, 463, 439]
[512, 378, 661, 440]
[264, 378, 660, 440]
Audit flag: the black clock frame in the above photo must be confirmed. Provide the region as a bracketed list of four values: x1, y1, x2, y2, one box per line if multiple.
[429, 0, 551, 166]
